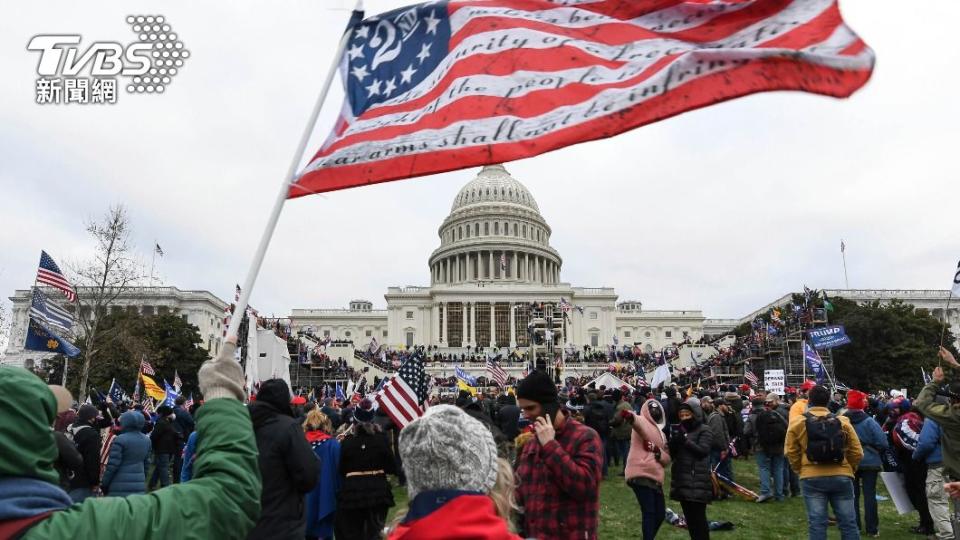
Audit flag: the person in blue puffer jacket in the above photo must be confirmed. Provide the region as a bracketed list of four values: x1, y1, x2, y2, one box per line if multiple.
[912, 418, 952, 540]
[843, 390, 887, 537]
[101, 411, 151, 497]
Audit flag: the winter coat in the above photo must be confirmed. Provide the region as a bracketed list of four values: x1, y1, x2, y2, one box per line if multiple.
[172, 406, 195, 440]
[387, 492, 521, 540]
[912, 418, 943, 466]
[785, 406, 863, 480]
[337, 425, 396, 511]
[753, 407, 788, 455]
[101, 411, 151, 497]
[705, 411, 729, 451]
[844, 409, 887, 471]
[611, 401, 633, 440]
[624, 400, 671, 485]
[150, 417, 181, 455]
[304, 431, 340, 539]
[180, 431, 199, 482]
[668, 401, 714, 504]
[53, 432, 82, 491]
[247, 400, 320, 540]
[914, 381, 960, 480]
[583, 400, 613, 439]
[66, 422, 101, 490]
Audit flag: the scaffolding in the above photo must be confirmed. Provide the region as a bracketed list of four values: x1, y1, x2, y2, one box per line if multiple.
[526, 302, 565, 382]
[745, 307, 836, 389]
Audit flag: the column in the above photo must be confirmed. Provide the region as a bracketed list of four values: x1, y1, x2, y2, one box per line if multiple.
[432, 302, 440, 345]
[524, 253, 529, 282]
[488, 251, 493, 280]
[512, 251, 519, 281]
[466, 252, 472, 281]
[489, 303, 496, 348]
[470, 302, 477, 344]
[443, 301, 449, 343]
[462, 301, 468, 346]
[510, 302, 517, 347]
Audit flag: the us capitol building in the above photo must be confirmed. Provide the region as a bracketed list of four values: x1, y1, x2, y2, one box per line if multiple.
[291, 165, 706, 352]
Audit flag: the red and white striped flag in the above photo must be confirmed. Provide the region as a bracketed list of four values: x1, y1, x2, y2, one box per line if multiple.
[140, 359, 155, 376]
[36, 251, 77, 302]
[744, 369, 759, 386]
[290, 0, 873, 197]
[486, 355, 508, 387]
[375, 355, 427, 429]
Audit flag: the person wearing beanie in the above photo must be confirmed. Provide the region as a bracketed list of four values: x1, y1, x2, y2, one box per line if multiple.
[789, 380, 817, 422]
[47, 387, 82, 493]
[302, 409, 341, 540]
[785, 385, 863, 540]
[668, 398, 714, 540]
[336, 397, 395, 540]
[515, 370, 603, 540]
[248, 378, 319, 539]
[621, 399, 671, 540]
[65, 404, 103, 502]
[752, 394, 788, 504]
[388, 405, 521, 539]
[842, 390, 886, 536]
[0, 337, 263, 539]
[148, 404, 180, 490]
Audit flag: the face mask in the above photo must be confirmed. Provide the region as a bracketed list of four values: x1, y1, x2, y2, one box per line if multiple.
[680, 418, 697, 430]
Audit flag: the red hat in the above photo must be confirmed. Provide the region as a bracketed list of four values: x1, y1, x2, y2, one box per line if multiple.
[739, 384, 751, 393]
[290, 395, 307, 405]
[846, 390, 867, 411]
[800, 380, 816, 392]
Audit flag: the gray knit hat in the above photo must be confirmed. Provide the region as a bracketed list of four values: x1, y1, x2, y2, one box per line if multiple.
[399, 404, 498, 498]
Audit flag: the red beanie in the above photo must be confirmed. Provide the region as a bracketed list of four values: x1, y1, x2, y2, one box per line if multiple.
[846, 390, 868, 411]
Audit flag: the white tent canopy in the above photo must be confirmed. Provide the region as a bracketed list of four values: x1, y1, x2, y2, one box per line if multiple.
[586, 372, 634, 392]
[245, 327, 292, 392]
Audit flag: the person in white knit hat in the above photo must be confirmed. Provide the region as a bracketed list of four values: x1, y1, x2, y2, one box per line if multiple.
[387, 405, 521, 539]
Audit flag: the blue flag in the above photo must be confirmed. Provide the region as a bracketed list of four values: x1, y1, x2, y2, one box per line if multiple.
[335, 383, 346, 401]
[108, 379, 125, 403]
[24, 316, 80, 357]
[160, 380, 179, 409]
[803, 341, 826, 383]
[454, 366, 476, 386]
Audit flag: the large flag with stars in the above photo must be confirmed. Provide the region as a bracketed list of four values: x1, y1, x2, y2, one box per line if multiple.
[289, 0, 874, 197]
[24, 316, 80, 357]
[375, 354, 427, 429]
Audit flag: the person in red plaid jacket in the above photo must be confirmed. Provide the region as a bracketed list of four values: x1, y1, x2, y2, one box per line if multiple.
[515, 370, 603, 539]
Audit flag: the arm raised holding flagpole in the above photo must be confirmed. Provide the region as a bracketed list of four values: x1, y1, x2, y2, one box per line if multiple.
[225, 1, 362, 342]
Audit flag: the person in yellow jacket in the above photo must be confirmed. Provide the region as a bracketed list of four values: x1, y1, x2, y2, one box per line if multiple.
[788, 380, 817, 422]
[785, 385, 863, 540]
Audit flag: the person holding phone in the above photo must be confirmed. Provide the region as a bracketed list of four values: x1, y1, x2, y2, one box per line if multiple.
[515, 370, 603, 540]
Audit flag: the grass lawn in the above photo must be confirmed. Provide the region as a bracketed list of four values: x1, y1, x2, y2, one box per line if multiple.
[389, 458, 922, 539]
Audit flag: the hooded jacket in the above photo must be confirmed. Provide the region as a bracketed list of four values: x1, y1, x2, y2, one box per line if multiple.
[101, 411, 151, 497]
[624, 399, 671, 485]
[66, 419, 102, 491]
[912, 418, 943, 467]
[843, 409, 887, 471]
[914, 381, 960, 480]
[247, 380, 319, 540]
[668, 399, 714, 504]
[0, 365, 262, 540]
[785, 406, 863, 480]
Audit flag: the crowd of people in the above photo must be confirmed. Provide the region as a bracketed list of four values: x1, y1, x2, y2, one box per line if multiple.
[2, 334, 960, 540]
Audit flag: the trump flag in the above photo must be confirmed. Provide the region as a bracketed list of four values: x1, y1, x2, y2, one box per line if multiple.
[290, 0, 874, 197]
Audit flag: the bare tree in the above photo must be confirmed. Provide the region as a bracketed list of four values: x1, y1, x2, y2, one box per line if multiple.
[71, 205, 143, 396]
[0, 300, 10, 357]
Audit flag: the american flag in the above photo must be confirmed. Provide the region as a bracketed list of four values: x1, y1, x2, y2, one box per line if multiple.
[173, 370, 182, 391]
[184, 393, 194, 409]
[140, 358, 155, 376]
[36, 251, 76, 302]
[486, 355, 508, 387]
[744, 369, 759, 387]
[559, 298, 572, 314]
[290, 0, 874, 197]
[376, 354, 427, 429]
[29, 287, 74, 331]
[99, 430, 116, 479]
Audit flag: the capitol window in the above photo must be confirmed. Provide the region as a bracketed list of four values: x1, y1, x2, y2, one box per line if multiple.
[523, 224, 527, 237]
[485, 222, 489, 235]
[324, 330, 330, 337]
[406, 311, 414, 319]
[589, 312, 598, 319]
[513, 223, 518, 236]
[383, 330, 388, 337]
[665, 331, 672, 338]
[345, 331, 351, 337]
[474, 223, 479, 236]
[645, 331, 651, 337]
[590, 334, 599, 347]
[494, 222, 499, 234]
[365, 330, 372, 337]
[624, 331, 631, 338]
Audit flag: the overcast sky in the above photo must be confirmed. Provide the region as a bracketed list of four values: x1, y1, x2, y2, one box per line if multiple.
[1, 0, 957, 326]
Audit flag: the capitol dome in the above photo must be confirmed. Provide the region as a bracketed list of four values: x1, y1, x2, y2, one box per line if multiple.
[450, 164, 540, 214]
[428, 165, 562, 286]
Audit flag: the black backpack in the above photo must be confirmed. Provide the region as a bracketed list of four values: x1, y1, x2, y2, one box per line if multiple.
[585, 402, 611, 438]
[804, 412, 845, 464]
[756, 410, 787, 449]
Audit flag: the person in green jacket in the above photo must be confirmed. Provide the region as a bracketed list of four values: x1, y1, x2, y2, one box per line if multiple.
[915, 348, 960, 482]
[0, 339, 262, 540]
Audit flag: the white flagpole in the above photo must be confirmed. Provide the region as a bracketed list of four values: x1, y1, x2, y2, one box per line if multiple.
[840, 239, 849, 289]
[225, 1, 361, 341]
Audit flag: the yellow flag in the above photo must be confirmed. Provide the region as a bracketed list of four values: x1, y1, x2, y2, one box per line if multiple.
[141, 373, 166, 401]
[457, 379, 477, 396]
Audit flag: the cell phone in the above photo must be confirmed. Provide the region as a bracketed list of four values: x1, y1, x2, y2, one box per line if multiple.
[542, 401, 560, 422]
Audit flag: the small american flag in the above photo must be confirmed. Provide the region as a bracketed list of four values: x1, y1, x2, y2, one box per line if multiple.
[173, 370, 182, 391]
[486, 355, 508, 387]
[37, 251, 76, 302]
[99, 430, 116, 479]
[184, 393, 194, 410]
[140, 358, 155, 376]
[376, 355, 426, 429]
[744, 370, 759, 387]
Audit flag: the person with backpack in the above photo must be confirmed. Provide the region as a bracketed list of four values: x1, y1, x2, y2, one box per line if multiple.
[785, 384, 864, 540]
[753, 393, 788, 503]
[889, 398, 935, 536]
[66, 404, 103, 502]
[843, 389, 888, 537]
[583, 391, 613, 478]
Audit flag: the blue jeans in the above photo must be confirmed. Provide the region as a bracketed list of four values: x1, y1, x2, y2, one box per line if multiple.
[801, 476, 860, 540]
[149, 452, 173, 488]
[783, 463, 800, 495]
[613, 438, 630, 467]
[852, 469, 879, 535]
[629, 482, 665, 540]
[756, 450, 784, 499]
